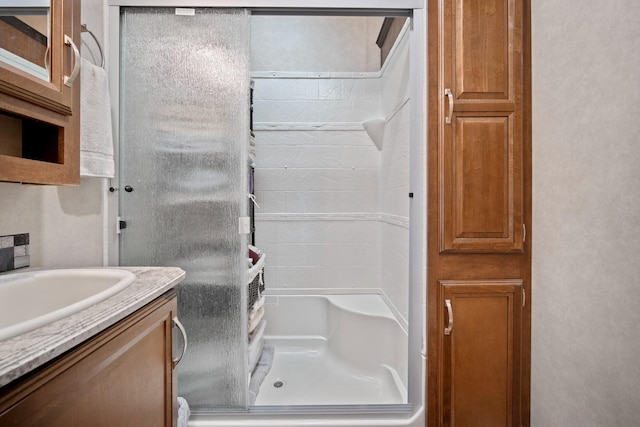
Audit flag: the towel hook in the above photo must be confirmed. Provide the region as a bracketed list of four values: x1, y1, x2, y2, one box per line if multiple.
[81, 24, 104, 68]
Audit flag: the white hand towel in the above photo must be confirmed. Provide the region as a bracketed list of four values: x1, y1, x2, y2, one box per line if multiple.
[177, 397, 191, 427]
[80, 58, 114, 178]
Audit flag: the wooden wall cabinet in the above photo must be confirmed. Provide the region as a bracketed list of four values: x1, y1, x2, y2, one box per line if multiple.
[0, 291, 179, 427]
[439, 0, 524, 253]
[0, 0, 81, 185]
[428, 0, 531, 425]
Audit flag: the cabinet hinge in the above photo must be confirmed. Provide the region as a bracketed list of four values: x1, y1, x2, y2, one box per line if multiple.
[522, 223, 526, 243]
[522, 288, 526, 308]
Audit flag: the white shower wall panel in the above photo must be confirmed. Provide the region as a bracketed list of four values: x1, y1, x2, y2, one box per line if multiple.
[380, 222, 410, 320]
[257, 219, 380, 244]
[256, 219, 381, 289]
[253, 78, 320, 100]
[379, 104, 411, 217]
[253, 74, 382, 291]
[256, 190, 379, 214]
[379, 24, 411, 319]
[255, 129, 371, 146]
[252, 25, 411, 301]
[257, 143, 379, 169]
[253, 77, 382, 103]
[256, 168, 378, 191]
[381, 24, 411, 118]
[268, 259, 382, 289]
[253, 74, 382, 123]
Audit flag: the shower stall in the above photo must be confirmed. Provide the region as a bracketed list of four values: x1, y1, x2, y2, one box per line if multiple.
[110, 2, 424, 426]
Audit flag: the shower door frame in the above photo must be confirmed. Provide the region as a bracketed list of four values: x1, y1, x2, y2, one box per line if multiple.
[107, 0, 426, 421]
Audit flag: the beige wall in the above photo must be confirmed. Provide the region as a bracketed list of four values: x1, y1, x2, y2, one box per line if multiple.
[0, 179, 104, 267]
[531, 0, 640, 425]
[0, 0, 107, 270]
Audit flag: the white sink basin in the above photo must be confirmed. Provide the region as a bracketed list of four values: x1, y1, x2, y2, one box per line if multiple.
[0, 269, 136, 342]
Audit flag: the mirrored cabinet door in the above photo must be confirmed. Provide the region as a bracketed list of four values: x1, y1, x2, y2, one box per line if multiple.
[0, 2, 50, 82]
[0, 0, 78, 115]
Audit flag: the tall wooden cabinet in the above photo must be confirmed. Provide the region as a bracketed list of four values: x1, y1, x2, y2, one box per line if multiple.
[428, 0, 531, 426]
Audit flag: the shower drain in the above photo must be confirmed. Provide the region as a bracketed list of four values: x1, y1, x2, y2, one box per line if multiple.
[273, 380, 285, 388]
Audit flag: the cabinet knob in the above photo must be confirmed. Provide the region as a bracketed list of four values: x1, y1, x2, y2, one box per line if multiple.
[124, 185, 134, 192]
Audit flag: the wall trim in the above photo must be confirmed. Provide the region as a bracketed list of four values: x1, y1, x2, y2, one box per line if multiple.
[256, 212, 379, 221]
[256, 212, 409, 228]
[254, 122, 364, 131]
[380, 212, 409, 228]
[251, 71, 379, 79]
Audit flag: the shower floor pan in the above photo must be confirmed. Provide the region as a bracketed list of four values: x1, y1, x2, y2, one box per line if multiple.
[255, 337, 405, 405]
[254, 293, 408, 406]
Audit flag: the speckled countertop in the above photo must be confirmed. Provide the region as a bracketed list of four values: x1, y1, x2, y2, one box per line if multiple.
[0, 266, 185, 389]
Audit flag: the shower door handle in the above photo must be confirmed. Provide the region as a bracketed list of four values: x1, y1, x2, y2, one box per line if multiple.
[444, 299, 453, 335]
[172, 316, 188, 368]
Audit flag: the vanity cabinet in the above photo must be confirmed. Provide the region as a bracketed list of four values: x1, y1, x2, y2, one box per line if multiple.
[0, 0, 81, 185]
[0, 290, 179, 427]
[428, 0, 531, 425]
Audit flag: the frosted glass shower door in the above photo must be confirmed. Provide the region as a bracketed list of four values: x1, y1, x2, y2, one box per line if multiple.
[119, 8, 250, 409]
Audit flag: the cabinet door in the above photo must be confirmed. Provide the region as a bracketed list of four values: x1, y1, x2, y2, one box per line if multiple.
[0, 0, 80, 185]
[0, 0, 79, 115]
[441, 280, 522, 427]
[0, 291, 178, 427]
[440, 0, 524, 253]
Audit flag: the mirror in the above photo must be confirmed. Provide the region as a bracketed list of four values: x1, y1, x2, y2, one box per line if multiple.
[0, 1, 50, 81]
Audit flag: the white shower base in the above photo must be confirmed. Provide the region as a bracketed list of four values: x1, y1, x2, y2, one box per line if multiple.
[256, 337, 403, 405]
[255, 292, 407, 406]
[188, 292, 424, 427]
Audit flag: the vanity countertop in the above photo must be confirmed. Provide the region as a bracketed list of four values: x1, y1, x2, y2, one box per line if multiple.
[0, 266, 185, 389]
